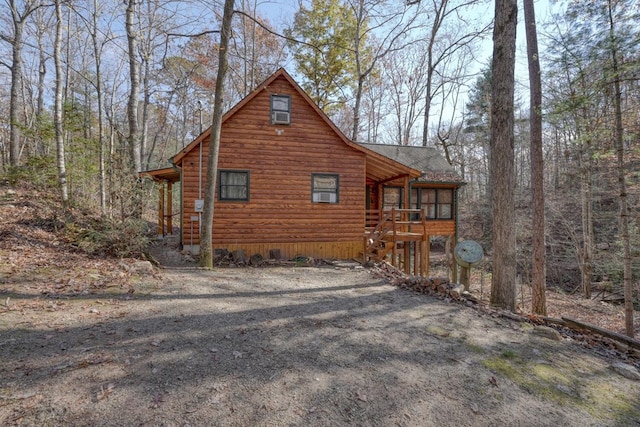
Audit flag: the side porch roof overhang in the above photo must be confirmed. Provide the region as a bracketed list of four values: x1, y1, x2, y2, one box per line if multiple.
[358, 145, 422, 183]
[140, 166, 181, 183]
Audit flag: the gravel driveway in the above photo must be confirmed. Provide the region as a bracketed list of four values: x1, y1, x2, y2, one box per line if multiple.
[1, 264, 639, 426]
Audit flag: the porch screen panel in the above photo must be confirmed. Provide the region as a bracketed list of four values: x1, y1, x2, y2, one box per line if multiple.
[423, 189, 437, 219]
[438, 189, 453, 219]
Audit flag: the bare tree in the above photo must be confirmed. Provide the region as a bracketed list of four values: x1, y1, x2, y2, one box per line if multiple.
[489, 0, 517, 311]
[524, 0, 545, 315]
[383, 45, 427, 145]
[32, 6, 51, 156]
[53, 0, 68, 208]
[419, 0, 490, 147]
[2, 0, 43, 166]
[199, 0, 234, 268]
[605, 0, 633, 337]
[125, 0, 140, 173]
[347, 0, 421, 141]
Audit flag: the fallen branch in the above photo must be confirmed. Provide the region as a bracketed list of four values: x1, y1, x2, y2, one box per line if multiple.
[561, 316, 640, 350]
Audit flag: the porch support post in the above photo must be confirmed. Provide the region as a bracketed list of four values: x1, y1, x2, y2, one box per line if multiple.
[403, 176, 410, 274]
[158, 183, 165, 236]
[420, 238, 427, 276]
[377, 182, 383, 217]
[167, 181, 173, 234]
[424, 235, 430, 276]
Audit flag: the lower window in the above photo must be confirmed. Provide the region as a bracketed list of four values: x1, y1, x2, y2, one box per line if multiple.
[219, 170, 249, 201]
[311, 173, 339, 203]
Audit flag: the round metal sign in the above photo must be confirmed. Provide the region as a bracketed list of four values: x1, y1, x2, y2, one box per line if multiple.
[454, 240, 484, 268]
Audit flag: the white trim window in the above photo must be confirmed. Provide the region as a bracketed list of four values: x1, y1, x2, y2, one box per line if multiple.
[271, 94, 291, 125]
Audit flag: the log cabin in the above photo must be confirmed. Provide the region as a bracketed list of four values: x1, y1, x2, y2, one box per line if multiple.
[142, 68, 464, 275]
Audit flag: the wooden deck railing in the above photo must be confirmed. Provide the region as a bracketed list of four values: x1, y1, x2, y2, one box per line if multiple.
[364, 208, 429, 275]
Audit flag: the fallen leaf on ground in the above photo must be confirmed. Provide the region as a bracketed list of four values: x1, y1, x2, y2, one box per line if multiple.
[356, 391, 368, 402]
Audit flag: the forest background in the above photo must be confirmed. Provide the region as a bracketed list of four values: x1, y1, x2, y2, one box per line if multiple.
[0, 0, 638, 327]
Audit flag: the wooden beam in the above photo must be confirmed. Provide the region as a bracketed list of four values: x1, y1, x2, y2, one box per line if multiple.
[378, 173, 411, 186]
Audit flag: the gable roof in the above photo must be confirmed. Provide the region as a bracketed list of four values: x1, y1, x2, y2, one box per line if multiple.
[168, 68, 421, 182]
[358, 143, 465, 184]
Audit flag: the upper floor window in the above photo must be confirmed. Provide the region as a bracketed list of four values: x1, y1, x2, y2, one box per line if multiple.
[219, 170, 249, 201]
[311, 173, 338, 203]
[271, 95, 291, 125]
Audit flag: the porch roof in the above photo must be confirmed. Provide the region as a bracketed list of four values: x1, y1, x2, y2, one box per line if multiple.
[141, 166, 181, 183]
[359, 143, 465, 184]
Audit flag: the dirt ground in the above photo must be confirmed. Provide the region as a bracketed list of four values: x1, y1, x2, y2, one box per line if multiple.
[1, 256, 640, 426]
[1, 188, 640, 426]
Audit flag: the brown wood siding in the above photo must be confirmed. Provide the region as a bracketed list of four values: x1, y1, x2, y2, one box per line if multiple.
[180, 75, 366, 255]
[425, 220, 456, 235]
[223, 241, 362, 260]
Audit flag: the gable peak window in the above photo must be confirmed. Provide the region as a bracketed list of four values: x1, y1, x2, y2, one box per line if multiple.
[271, 94, 291, 125]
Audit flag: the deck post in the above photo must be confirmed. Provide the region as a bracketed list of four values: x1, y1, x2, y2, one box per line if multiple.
[158, 183, 165, 236]
[391, 208, 397, 267]
[424, 236, 430, 276]
[167, 181, 173, 234]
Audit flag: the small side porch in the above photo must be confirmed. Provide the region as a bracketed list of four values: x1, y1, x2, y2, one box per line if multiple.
[140, 167, 181, 237]
[362, 208, 457, 281]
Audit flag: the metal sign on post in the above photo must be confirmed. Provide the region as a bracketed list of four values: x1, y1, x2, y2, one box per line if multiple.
[454, 240, 484, 291]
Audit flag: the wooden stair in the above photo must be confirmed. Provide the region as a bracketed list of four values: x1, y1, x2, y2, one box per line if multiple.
[363, 208, 429, 276]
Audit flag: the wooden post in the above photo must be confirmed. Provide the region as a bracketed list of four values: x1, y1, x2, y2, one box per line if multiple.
[424, 236, 430, 276]
[421, 210, 428, 277]
[391, 208, 397, 267]
[460, 266, 470, 291]
[158, 183, 165, 236]
[404, 239, 410, 274]
[363, 233, 368, 264]
[167, 181, 173, 234]
[450, 236, 457, 283]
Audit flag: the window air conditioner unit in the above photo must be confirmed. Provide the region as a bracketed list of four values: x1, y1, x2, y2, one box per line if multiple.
[273, 111, 290, 124]
[313, 192, 336, 203]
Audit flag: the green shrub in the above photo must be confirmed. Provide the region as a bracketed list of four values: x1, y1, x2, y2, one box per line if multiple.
[5, 156, 57, 188]
[65, 216, 150, 258]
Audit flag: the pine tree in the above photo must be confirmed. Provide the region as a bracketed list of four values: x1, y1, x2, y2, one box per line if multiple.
[286, 0, 358, 115]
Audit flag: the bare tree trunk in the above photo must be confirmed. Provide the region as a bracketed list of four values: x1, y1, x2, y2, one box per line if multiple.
[606, 0, 633, 337]
[91, 0, 107, 216]
[199, 0, 234, 268]
[579, 139, 593, 299]
[489, 0, 517, 311]
[126, 0, 141, 173]
[7, 0, 37, 166]
[34, 8, 49, 157]
[421, 0, 443, 147]
[54, 0, 68, 209]
[524, 0, 546, 315]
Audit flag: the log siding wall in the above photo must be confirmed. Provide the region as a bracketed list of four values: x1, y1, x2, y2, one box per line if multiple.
[180, 75, 365, 259]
